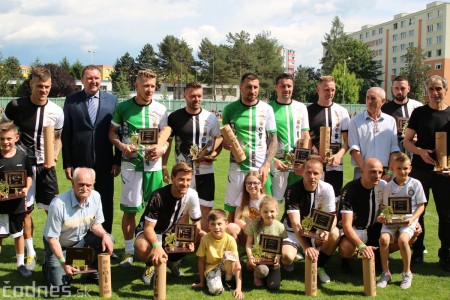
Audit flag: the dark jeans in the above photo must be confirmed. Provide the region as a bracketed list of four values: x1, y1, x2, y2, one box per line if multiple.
[410, 168, 450, 255]
[42, 232, 107, 288]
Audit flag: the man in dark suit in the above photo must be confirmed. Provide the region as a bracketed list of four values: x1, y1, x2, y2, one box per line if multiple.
[62, 65, 121, 236]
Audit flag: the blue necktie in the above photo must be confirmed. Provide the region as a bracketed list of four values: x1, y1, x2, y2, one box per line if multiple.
[87, 96, 97, 125]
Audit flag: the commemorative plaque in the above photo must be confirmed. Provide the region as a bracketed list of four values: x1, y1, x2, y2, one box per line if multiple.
[252, 234, 282, 265]
[139, 128, 159, 146]
[66, 247, 97, 274]
[0, 170, 27, 200]
[165, 224, 196, 253]
[397, 117, 409, 136]
[311, 209, 335, 232]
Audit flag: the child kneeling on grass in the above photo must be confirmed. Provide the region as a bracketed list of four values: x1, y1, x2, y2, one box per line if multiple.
[245, 196, 288, 290]
[193, 209, 244, 299]
[377, 153, 426, 290]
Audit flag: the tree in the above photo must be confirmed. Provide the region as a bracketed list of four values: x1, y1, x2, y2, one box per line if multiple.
[17, 63, 77, 97]
[71, 59, 84, 80]
[136, 43, 159, 71]
[321, 16, 383, 102]
[114, 72, 131, 98]
[400, 47, 431, 101]
[110, 52, 137, 91]
[331, 62, 361, 104]
[157, 35, 194, 98]
[251, 31, 284, 99]
[59, 57, 71, 73]
[0, 53, 23, 97]
[226, 31, 255, 80]
[293, 65, 321, 103]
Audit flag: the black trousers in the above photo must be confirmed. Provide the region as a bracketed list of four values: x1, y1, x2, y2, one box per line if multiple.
[94, 168, 114, 234]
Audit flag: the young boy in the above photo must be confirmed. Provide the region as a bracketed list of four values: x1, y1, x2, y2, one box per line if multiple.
[193, 209, 244, 299]
[377, 152, 426, 289]
[0, 121, 33, 277]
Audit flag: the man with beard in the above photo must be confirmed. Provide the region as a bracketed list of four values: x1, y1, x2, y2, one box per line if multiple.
[381, 76, 422, 154]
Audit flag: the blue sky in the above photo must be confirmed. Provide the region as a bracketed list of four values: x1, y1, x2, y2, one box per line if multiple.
[0, 0, 431, 69]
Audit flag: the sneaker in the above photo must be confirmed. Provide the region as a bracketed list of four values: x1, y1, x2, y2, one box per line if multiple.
[25, 255, 37, 271]
[253, 274, 263, 287]
[317, 267, 331, 283]
[17, 265, 32, 278]
[142, 266, 155, 285]
[283, 263, 294, 272]
[376, 272, 392, 288]
[400, 272, 413, 289]
[119, 253, 134, 268]
[168, 260, 182, 277]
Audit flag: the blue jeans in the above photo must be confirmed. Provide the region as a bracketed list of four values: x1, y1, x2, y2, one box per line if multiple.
[42, 232, 108, 288]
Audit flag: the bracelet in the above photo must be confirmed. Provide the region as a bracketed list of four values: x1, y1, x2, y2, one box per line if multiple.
[387, 170, 394, 176]
[58, 257, 66, 264]
[357, 244, 366, 251]
[152, 241, 162, 248]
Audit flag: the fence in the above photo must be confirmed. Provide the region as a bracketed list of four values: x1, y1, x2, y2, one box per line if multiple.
[0, 97, 366, 115]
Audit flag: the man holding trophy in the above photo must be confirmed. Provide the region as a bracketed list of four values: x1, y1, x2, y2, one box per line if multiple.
[108, 70, 170, 270]
[166, 82, 222, 232]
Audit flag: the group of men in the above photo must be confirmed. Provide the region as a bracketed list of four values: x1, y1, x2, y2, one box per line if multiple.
[2, 64, 450, 293]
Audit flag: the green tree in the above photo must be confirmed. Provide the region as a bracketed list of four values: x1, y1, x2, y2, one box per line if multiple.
[59, 57, 71, 73]
[0, 54, 23, 96]
[400, 47, 431, 101]
[331, 62, 361, 104]
[293, 65, 321, 103]
[114, 72, 131, 98]
[71, 59, 84, 80]
[226, 31, 255, 80]
[136, 43, 159, 71]
[251, 31, 283, 99]
[110, 52, 137, 91]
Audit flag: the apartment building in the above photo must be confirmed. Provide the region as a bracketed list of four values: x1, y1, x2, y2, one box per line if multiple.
[349, 1, 450, 103]
[280, 48, 296, 74]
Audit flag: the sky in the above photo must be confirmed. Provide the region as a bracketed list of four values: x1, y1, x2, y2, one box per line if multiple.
[0, 0, 435, 70]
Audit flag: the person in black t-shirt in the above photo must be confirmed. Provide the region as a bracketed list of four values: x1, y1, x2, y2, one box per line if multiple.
[404, 75, 450, 271]
[0, 121, 33, 277]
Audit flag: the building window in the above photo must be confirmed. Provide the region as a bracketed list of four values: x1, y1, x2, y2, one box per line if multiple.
[428, 25, 434, 32]
[437, 49, 442, 56]
[393, 45, 398, 53]
[437, 36, 443, 44]
[365, 32, 369, 38]
[379, 49, 383, 56]
[428, 12, 433, 19]
[360, 33, 363, 40]
[436, 62, 442, 70]
[400, 55, 406, 63]
[427, 51, 432, 58]
[392, 69, 397, 75]
[409, 42, 414, 47]
[393, 57, 397, 64]
[393, 34, 398, 41]
[379, 27, 383, 34]
[372, 29, 376, 36]
[401, 20, 405, 28]
[400, 44, 406, 51]
[427, 37, 433, 45]
[393, 23, 398, 30]
[409, 30, 414, 37]
[438, 9, 443, 17]
[409, 17, 415, 25]
[379, 38, 383, 45]
[437, 22, 443, 30]
[401, 32, 406, 39]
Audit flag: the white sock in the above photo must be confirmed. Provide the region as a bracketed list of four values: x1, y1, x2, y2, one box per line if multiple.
[17, 253, 25, 267]
[124, 239, 134, 254]
[25, 238, 36, 256]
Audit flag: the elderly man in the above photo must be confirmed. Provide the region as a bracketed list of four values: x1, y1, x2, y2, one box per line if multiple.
[404, 75, 450, 270]
[42, 167, 113, 289]
[348, 87, 399, 180]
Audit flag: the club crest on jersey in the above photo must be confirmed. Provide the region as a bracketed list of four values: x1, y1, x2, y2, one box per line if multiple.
[408, 188, 415, 196]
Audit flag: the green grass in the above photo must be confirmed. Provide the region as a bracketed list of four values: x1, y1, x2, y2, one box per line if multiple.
[0, 153, 449, 299]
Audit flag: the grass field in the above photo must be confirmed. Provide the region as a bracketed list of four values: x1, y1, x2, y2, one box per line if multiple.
[0, 152, 449, 299]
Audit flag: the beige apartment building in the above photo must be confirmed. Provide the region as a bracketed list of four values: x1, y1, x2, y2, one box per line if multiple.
[349, 1, 450, 103]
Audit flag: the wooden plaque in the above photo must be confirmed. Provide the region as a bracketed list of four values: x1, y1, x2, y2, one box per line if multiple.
[397, 117, 409, 135]
[139, 128, 159, 145]
[260, 234, 282, 255]
[4, 170, 26, 189]
[311, 209, 335, 232]
[329, 143, 342, 155]
[66, 247, 97, 274]
[388, 197, 412, 214]
[294, 148, 311, 164]
[175, 224, 196, 242]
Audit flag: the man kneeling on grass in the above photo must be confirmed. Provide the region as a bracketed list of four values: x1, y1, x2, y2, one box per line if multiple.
[193, 209, 244, 299]
[134, 162, 205, 285]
